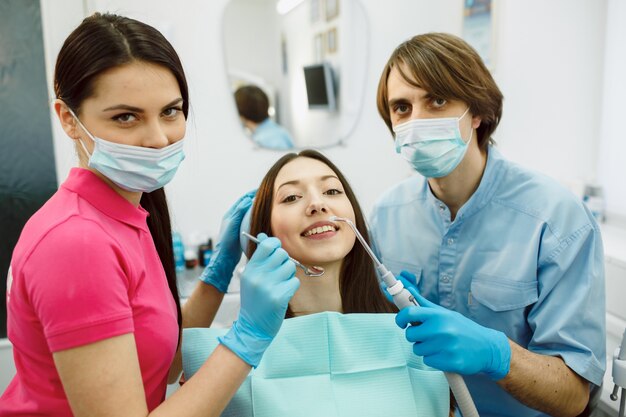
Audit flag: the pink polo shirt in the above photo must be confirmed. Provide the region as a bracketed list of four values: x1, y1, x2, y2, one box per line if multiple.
[1, 168, 179, 416]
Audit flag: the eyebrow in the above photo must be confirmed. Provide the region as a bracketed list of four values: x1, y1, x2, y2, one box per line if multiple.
[388, 98, 410, 108]
[276, 175, 340, 192]
[102, 98, 184, 113]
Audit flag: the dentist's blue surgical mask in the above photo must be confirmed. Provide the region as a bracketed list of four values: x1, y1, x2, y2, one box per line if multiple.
[393, 107, 472, 178]
[70, 110, 185, 193]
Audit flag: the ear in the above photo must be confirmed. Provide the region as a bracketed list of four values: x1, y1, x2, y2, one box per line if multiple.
[53, 99, 80, 140]
[472, 115, 482, 129]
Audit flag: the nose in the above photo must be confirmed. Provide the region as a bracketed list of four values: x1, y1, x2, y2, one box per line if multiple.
[306, 197, 328, 216]
[143, 119, 170, 149]
[411, 107, 430, 120]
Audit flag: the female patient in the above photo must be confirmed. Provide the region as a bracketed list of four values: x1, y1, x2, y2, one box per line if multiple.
[183, 149, 453, 417]
[247, 149, 395, 317]
[248, 150, 454, 416]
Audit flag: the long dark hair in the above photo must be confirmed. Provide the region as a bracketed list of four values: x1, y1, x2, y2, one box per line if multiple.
[248, 150, 396, 316]
[54, 13, 187, 334]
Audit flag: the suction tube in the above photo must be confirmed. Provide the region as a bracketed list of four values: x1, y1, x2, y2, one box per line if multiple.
[330, 216, 479, 417]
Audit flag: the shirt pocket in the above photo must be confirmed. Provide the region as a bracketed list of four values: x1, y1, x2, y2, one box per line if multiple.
[470, 274, 538, 312]
[380, 258, 422, 288]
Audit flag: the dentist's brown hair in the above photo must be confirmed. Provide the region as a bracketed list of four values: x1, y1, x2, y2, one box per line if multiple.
[377, 32, 503, 151]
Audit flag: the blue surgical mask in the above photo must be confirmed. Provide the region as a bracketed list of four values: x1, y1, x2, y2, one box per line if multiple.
[70, 110, 185, 193]
[393, 108, 472, 178]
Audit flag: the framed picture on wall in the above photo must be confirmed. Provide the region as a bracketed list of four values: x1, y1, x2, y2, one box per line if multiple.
[310, 0, 321, 23]
[326, 27, 337, 54]
[463, 0, 495, 69]
[325, 0, 339, 21]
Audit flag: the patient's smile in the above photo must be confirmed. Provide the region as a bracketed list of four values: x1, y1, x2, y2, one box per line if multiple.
[302, 222, 338, 238]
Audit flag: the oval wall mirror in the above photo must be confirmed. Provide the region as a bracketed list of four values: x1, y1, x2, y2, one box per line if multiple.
[223, 0, 369, 150]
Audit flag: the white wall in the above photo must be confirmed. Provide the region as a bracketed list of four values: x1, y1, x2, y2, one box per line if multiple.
[598, 0, 626, 219]
[42, 0, 610, 245]
[493, 0, 607, 188]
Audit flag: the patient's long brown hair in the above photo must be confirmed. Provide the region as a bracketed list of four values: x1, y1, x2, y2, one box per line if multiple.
[248, 150, 396, 316]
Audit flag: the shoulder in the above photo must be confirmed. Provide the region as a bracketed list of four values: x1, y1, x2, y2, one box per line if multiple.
[373, 175, 426, 211]
[14, 194, 128, 281]
[494, 156, 596, 239]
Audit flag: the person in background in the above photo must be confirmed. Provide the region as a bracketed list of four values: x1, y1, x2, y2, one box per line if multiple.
[234, 85, 295, 150]
[372, 32, 605, 417]
[0, 13, 298, 417]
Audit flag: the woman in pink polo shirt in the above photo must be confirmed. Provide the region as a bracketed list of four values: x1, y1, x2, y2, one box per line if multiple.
[0, 13, 299, 417]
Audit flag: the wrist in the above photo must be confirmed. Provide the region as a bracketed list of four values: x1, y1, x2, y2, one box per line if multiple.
[198, 256, 237, 293]
[487, 331, 511, 380]
[218, 319, 273, 368]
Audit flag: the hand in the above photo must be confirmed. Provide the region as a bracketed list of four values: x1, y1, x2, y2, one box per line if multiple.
[219, 233, 300, 367]
[381, 270, 418, 303]
[199, 190, 256, 293]
[395, 286, 511, 380]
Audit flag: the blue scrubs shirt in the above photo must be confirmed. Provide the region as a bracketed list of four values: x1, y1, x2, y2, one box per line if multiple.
[253, 119, 295, 150]
[370, 146, 605, 417]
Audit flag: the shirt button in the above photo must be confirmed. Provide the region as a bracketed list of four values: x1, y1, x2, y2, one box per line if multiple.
[441, 275, 450, 283]
[447, 238, 454, 245]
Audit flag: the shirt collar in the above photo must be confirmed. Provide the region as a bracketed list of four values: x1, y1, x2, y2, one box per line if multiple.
[423, 145, 505, 221]
[62, 168, 149, 231]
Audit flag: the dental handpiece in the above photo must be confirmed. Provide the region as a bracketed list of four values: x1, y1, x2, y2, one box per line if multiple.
[327, 216, 417, 308]
[329, 215, 480, 417]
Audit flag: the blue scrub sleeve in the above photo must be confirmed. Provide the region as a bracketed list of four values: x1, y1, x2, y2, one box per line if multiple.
[527, 222, 606, 386]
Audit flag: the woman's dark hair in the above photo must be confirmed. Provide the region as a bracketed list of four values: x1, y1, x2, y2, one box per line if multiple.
[248, 149, 396, 317]
[54, 13, 187, 335]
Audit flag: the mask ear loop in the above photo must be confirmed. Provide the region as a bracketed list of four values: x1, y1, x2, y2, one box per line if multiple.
[66, 107, 95, 158]
[458, 107, 473, 145]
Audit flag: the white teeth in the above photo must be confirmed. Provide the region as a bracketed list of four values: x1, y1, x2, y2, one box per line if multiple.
[304, 225, 336, 237]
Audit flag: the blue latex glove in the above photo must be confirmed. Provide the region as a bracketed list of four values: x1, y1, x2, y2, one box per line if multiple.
[396, 286, 511, 380]
[219, 233, 300, 367]
[381, 270, 418, 303]
[199, 190, 256, 292]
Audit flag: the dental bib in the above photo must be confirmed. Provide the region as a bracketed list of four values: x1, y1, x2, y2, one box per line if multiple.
[183, 312, 450, 417]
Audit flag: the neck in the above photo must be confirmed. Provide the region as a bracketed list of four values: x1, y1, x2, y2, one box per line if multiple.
[428, 144, 487, 221]
[289, 260, 343, 317]
[244, 119, 260, 132]
[78, 159, 142, 207]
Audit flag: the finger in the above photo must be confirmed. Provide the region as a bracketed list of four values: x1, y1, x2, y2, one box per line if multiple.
[259, 247, 291, 271]
[405, 286, 437, 308]
[275, 276, 301, 301]
[251, 235, 280, 259]
[397, 275, 415, 292]
[421, 351, 456, 373]
[395, 305, 439, 328]
[233, 196, 253, 219]
[244, 189, 257, 199]
[411, 339, 447, 358]
[404, 319, 442, 343]
[399, 270, 417, 286]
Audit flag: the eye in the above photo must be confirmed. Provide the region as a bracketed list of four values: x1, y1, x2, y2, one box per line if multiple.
[112, 113, 137, 124]
[430, 98, 447, 109]
[281, 194, 300, 203]
[163, 107, 183, 119]
[393, 103, 411, 115]
[324, 188, 343, 196]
